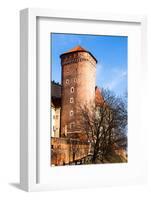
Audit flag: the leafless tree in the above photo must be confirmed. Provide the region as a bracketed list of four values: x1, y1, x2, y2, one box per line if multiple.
[79, 88, 127, 163]
[69, 139, 79, 163]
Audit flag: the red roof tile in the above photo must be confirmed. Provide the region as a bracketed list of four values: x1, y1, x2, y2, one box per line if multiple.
[64, 45, 87, 54]
[60, 45, 97, 63]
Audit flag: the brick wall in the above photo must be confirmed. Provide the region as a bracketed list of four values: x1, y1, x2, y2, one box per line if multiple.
[51, 137, 90, 166]
[60, 51, 96, 138]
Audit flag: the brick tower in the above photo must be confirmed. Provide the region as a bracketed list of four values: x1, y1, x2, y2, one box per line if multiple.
[60, 46, 97, 138]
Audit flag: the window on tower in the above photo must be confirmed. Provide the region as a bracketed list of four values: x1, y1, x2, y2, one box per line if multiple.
[66, 79, 69, 84]
[70, 97, 74, 103]
[70, 110, 74, 116]
[70, 122, 75, 129]
[70, 87, 74, 93]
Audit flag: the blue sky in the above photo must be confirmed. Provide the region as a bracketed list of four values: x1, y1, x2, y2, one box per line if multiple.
[51, 33, 127, 97]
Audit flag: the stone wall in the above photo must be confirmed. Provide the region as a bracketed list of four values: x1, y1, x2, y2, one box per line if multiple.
[51, 137, 90, 166]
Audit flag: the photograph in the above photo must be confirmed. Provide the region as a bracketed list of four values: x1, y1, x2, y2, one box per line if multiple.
[50, 33, 128, 166]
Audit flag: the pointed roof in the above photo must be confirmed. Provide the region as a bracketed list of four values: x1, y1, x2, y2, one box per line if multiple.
[60, 45, 97, 63]
[64, 45, 87, 54]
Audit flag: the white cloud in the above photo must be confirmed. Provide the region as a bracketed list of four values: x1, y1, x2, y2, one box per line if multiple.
[55, 34, 82, 47]
[103, 68, 127, 91]
[121, 70, 127, 78]
[96, 63, 103, 83]
[77, 38, 82, 45]
[104, 80, 118, 90]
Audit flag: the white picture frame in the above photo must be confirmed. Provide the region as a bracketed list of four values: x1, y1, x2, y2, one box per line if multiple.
[20, 8, 147, 192]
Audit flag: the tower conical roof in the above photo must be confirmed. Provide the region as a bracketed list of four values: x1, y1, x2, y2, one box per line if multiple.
[64, 45, 87, 54]
[60, 45, 97, 63]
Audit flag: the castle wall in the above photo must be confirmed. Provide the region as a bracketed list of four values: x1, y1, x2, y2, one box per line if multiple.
[51, 137, 90, 166]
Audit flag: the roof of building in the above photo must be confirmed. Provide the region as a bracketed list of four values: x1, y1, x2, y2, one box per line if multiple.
[51, 97, 61, 108]
[60, 45, 97, 63]
[95, 86, 104, 106]
[51, 81, 61, 108]
[64, 45, 87, 54]
[51, 81, 61, 98]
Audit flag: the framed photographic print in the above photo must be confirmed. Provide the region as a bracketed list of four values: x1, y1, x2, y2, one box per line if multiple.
[20, 8, 147, 191]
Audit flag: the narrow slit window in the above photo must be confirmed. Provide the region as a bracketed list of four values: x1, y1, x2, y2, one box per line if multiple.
[66, 79, 69, 84]
[70, 97, 74, 103]
[70, 110, 74, 116]
[70, 87, 74, 93]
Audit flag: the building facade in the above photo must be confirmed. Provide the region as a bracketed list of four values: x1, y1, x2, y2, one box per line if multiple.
[51, 81, 61, 137]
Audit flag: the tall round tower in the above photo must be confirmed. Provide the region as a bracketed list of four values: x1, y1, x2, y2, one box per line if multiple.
[60, 46, 97, 138]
